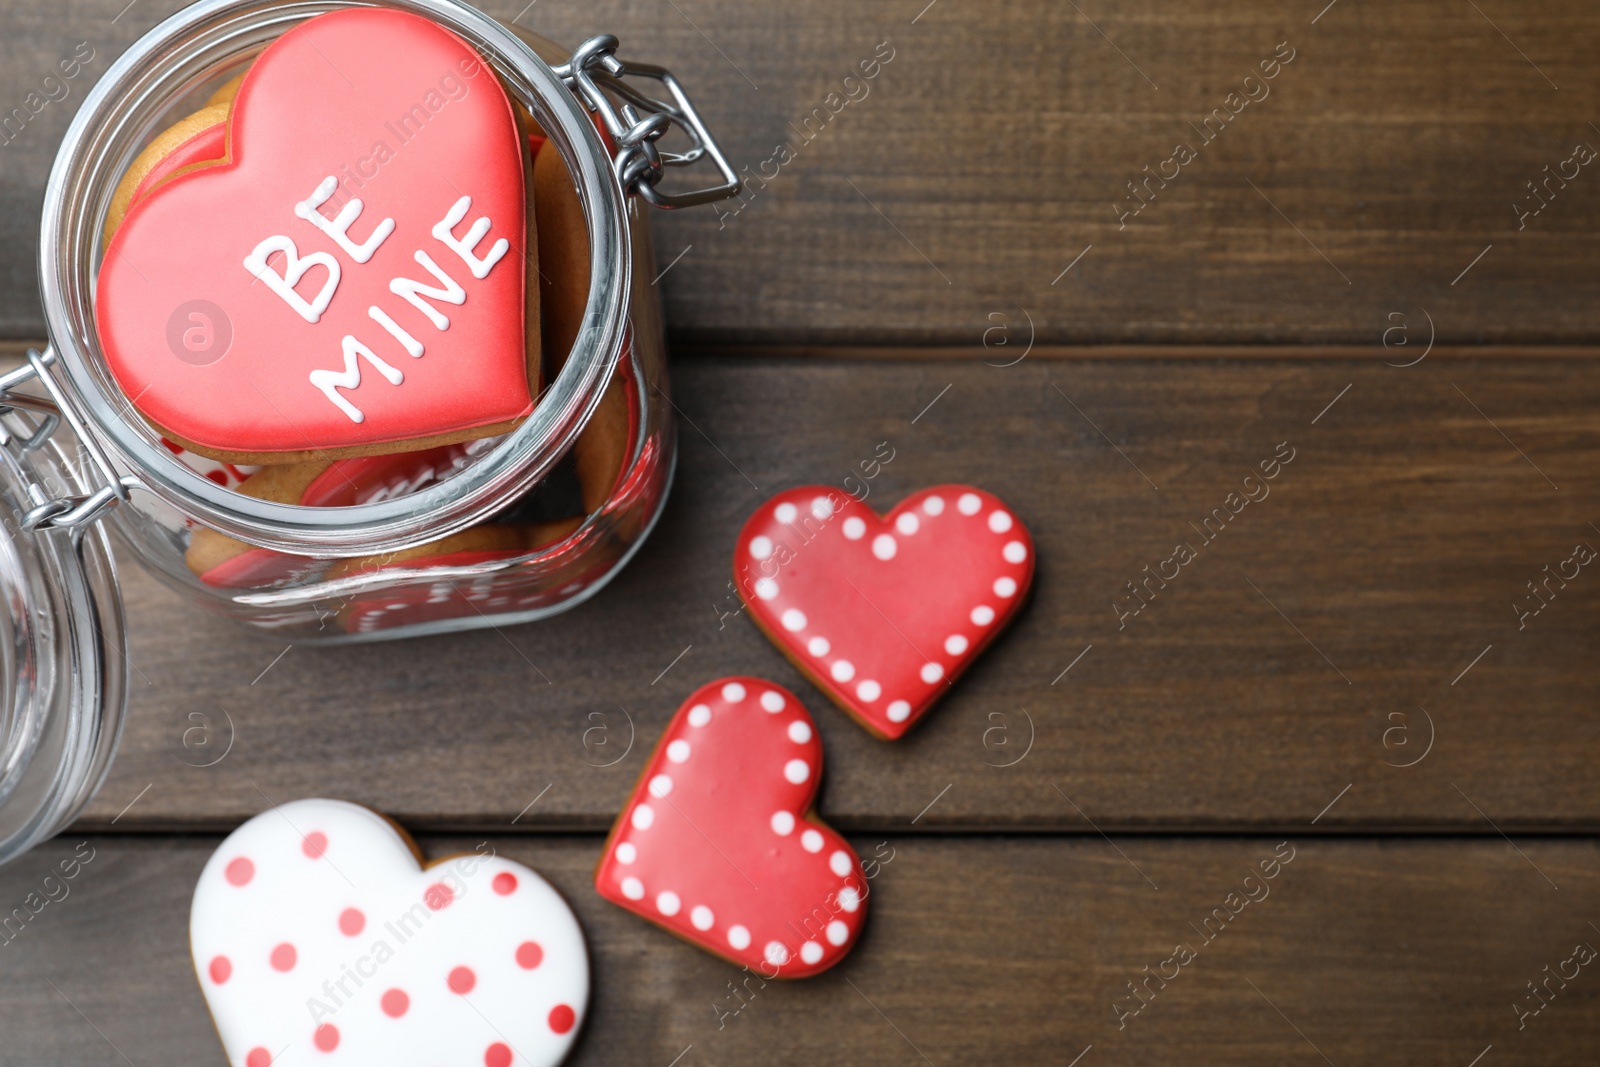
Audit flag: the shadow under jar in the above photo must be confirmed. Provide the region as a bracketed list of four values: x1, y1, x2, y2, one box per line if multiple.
[13, 0, 738, 644]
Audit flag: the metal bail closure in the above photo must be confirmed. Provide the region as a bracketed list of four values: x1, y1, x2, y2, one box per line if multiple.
[0, 348, 139, 533]
[554, 35, 742, 209]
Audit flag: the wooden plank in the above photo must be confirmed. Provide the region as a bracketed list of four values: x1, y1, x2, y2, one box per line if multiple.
[2, 1, 1600, 345]
[1, 834, 1595, 1064]
[75, 355, 1600, 833]
[16, 339, 1600, 362]
[685, 345, 1600, 363]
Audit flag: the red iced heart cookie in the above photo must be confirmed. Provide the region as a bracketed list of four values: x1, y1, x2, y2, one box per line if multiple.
[191, 799, 588, 1067]
[595, 678, 867, 977]
[98, 8, 532, 462]
[184, 441, 494, 588]
[734, 486, 1034, 739]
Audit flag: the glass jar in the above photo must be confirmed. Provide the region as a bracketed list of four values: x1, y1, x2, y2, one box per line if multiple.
[12, 0, 738, 643]
[0, 405, 126, 865]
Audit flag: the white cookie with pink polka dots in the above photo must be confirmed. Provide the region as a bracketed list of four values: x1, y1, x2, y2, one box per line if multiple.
[191, 799, 587, 1067]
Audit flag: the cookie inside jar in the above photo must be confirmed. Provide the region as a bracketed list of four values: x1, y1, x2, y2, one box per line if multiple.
[92, 7, 652, 634]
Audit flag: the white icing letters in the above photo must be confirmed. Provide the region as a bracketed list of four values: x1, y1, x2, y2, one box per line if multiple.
[432, 195, 508, 279]
[242, 236, 340, 324]
[294, 176, 395, 264]
[368, 306, 424, 357]
[249, 187, 512, 422]
[309, 335, 405, 423]
[389, 250, 465, 330]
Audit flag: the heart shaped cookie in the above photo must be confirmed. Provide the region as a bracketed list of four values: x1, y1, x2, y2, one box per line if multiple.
[328, 516, 592, 637]
[595, 678, 867, 977]
[98, 9, 534, 463]
[182, 441, 501, 588]
[191, 799, 588, 1067]
[734, 486, 1034, 739]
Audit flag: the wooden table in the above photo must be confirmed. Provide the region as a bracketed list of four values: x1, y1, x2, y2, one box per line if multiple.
[2, 1, 1598, 1063]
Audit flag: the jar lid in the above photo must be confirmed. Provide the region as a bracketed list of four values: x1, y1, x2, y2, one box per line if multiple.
[0, 405, 127, 866]
[38, 0, 640, 556]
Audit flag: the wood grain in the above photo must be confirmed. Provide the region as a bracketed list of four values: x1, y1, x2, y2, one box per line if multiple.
[1, 834, 1594, 1066]
[3, 1, 1599, 345]
[74, 354, 1600, 833]
[4, 1, 1596, 1056]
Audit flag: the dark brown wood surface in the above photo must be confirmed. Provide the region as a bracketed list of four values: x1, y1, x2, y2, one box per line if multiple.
[74, 354, 1600, 833]
[2, 0, 1598, 1063]
[3, 1, 1600, 345]
[3, 834, 1596, 1066]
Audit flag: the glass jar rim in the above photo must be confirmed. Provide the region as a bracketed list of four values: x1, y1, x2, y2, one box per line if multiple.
[38, 0, 632, 555]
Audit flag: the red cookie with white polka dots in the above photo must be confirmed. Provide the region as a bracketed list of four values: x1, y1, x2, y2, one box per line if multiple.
[595, 678, 868, 978]
[192, 798, 587, 1067]
[734, 485, 1034, 739]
